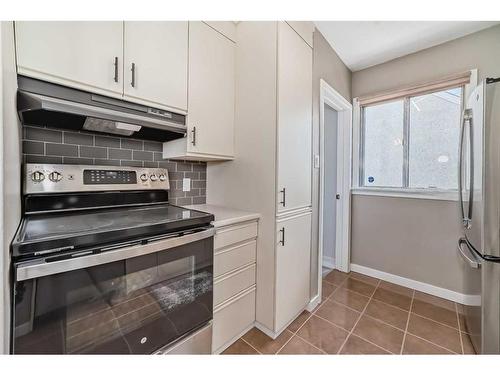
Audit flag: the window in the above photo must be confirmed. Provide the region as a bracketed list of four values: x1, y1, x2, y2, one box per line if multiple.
[360, 87, 462, 190]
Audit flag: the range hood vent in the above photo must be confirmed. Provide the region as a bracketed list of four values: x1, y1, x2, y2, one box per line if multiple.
[17, 76, 186, 142]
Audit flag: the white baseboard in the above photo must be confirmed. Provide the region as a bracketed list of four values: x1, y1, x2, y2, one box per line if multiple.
[254, 304, 309, 340]
[350, 263, 481, 306]
[306, 294, 320, 312]
[322, 256, 335, 269]
[254, 321, 280, 340]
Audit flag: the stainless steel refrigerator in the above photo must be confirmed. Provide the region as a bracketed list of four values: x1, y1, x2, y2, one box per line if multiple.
[458, 77, 500, 354]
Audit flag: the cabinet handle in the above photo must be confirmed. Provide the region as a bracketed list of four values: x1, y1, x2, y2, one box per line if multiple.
[279, 227, 285, 246]
[131, 62, 136, 87]
[279, 188, 286, 207]
[113, 57, 119, 83]
[191, 126, 197, 146]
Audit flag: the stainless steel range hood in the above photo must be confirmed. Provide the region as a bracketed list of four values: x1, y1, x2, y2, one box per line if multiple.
[17, 76, 186, 142]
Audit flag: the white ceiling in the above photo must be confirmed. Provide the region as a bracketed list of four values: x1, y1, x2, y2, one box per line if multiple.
[314, 21, 499, 72]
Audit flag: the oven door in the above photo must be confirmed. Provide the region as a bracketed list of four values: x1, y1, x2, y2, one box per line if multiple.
[12, 228, 214, 354]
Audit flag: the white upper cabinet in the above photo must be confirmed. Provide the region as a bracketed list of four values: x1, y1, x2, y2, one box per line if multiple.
[188, 21, 235, 158]
[15, 21, 237, 161]
[163, 22, 235, 160]
[15, 22, 124, 97]
[123, 22, 188, 111]
[277, 22, 313, 213]
[275, 212, 312, 332]
[285, 21, 314, 48]
[203, 21, 236, 42]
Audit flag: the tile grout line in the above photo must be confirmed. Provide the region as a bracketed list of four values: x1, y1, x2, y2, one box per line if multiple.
[361, 312, 406, 333]
[404, 332, 459, 354]
[400, 289, 415, 354]
[456, 302, 464, 354]
[319, 273, 403, 353]
[282, 333, 328, 355]
[410, 311, 462, 332]
[311, 312, 408, 356]
[248, 271, 464, 355]
[336, 278, 381, 354]
[349, 333, 392, 354]
[274, 315, 317, 354]
[239, 337, 263, 355]
[289, 271, 462, 355]
[275, 272, 350, 355]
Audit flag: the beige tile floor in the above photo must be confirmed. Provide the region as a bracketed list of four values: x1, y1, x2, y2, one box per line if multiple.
[222, 270, 477, 355]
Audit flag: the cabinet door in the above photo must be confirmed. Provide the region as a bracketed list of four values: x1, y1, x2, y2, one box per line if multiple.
[275, 212, 312, 331]
[123, 22, 188, 111]
[15, 22, 123, 96]
[187, 22, 235, 158]
[277, 22, 312, 213]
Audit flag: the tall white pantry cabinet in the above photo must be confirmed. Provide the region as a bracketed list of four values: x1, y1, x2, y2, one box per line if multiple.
[207, 21, 313, 336]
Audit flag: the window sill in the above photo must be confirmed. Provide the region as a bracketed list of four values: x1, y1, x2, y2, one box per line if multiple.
[351, 187, 459, 202]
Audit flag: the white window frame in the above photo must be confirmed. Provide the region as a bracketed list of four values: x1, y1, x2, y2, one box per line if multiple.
[352, 70, 477, 201]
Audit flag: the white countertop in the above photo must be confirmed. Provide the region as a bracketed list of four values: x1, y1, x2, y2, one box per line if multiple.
[184, 204, 260, 228]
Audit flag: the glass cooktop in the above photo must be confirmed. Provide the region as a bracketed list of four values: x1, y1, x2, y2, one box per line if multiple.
[12, 204, 213, 259]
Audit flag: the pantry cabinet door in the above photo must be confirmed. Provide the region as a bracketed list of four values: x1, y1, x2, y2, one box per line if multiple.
[15, 21, 123, 97]
[275, 212, 312, 332]
[187, 22, 235, 158]
[277, 22, 313, 213]
[123, 22, 188, 112]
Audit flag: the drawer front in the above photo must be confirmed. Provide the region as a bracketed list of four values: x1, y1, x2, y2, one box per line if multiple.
[214, 240, 256, 278]
[215, 221, 258, 250]
[213, 288, 256, 352]
[214, 264, 256, 307]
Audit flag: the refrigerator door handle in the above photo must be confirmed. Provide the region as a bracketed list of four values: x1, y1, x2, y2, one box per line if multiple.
[458, 238, 481, 269]
[458, 109, 474, 229]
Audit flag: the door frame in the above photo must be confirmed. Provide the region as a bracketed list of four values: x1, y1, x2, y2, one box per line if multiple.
[318, 79, 352, 296]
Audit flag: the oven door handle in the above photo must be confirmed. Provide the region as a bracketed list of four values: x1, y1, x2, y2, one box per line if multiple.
[15, 227, 215, 281]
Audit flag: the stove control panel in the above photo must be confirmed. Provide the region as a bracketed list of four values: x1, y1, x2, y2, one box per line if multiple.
[83, 170, 137, 185]
[24, 164, 170, 194]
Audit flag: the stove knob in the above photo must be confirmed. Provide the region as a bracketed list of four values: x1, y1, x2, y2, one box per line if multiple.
[49, 171, 63, 182]
[31, 171, 45, 182]
[140, 174, 148, 182]
[159, 174, 166, 182]
[150, 174, 158, 182]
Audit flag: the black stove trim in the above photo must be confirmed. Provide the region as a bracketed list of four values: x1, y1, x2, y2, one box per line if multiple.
[24, 190, 169, 214]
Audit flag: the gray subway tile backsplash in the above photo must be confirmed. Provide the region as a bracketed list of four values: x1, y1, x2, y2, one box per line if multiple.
[121, 160, 143, 168]
[176, 162, 193, 172]
[109, 148, 132, 160]
[46, 143, 78, 157]
[121, 139, 143, 150]
[144, 141, 162, 152]
[26, 127, 62, 143]
[95, 135, 121, 148]
[26, 155, 62, 164]
[63, 157, 94, 165]
[132, 150, 154, 161]
[22, 125, 207, 206]
[80, 146, 107, 159]
[63, 132, 93, 145]
[23, 140, 44, 155]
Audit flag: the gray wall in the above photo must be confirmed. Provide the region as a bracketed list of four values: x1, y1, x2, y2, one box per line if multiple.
[351, 24, 500, 294]
[353, 24, 500, 97]
[22, 126, 207, 206]
[311, 29, 352, 296]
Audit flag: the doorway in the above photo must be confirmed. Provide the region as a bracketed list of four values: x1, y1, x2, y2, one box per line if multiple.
[317, 79, 352, 301]
[322, 105, 338, 276]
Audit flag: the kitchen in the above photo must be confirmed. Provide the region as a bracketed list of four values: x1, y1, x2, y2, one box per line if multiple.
[0, 3, 500, 367]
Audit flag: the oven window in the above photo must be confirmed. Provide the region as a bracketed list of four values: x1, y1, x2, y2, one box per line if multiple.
[13, 238, 213, 354]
